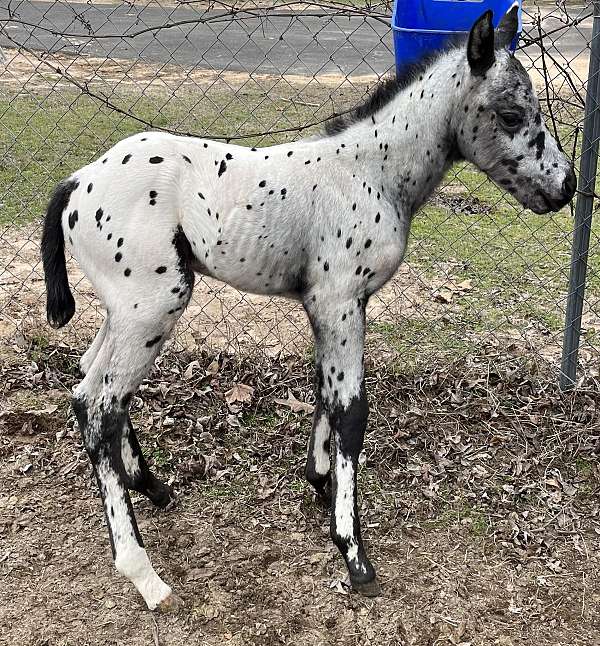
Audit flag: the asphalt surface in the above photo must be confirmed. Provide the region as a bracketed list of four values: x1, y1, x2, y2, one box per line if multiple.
[0, 1, 593, 77]
[0, 1, 394, 76]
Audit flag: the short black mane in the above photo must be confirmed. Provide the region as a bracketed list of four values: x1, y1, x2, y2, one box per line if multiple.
[324, 43, 462, 136]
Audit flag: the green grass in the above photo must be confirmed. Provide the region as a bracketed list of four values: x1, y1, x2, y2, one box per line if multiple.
[423, 501, 492, 537]
[242, 411, 280, 430]
[411, 201, 576, 324]
[150, 446, 170, 469]
[369, 318, 477, 366]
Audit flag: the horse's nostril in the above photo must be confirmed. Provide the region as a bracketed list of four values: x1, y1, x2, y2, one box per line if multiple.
[562, 167, 577, 199]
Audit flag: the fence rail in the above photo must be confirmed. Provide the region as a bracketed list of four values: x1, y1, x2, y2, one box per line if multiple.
[1, 0, 599, 382]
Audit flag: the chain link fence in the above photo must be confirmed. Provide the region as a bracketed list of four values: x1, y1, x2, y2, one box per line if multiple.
[0, 0, 598, 380]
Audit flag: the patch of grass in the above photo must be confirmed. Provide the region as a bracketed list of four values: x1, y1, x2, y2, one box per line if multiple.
[424, 503, 491, 537]
[196, 479, 254, 501]
[408, 200, 585, 333]
[242, 411, 280, 430]
[150, 446, 170, 469]
[575, 457, 594, 477]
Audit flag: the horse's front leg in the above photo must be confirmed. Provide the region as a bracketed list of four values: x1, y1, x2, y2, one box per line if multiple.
[304, 293, 380, 596]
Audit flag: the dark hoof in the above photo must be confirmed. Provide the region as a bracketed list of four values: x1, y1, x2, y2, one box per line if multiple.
[352, 577, 381, 597]
[148, 481, 176, 509]
[316, 481, 332, 508]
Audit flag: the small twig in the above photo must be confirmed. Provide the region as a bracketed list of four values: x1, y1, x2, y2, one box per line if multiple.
[151, 617, 160, 646]
[537, 14, 562, 150]
[280, 97, 320, 107]
[518, 10, 593, 49]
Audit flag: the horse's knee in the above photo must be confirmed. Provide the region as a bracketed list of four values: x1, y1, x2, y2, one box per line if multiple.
[332, 385, 368, 459]
[71, 393, 95, 453]
[72, 392, 126, 463]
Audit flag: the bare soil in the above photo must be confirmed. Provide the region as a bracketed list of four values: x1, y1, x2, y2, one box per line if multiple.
[0, 47, 381, 95]
[1, 340, 600, 645]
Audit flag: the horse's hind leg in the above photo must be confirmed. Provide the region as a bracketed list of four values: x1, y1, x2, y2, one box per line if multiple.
[73, 307, 184, 609]
[121, 415, 174, 508]
[80, 318, 173, 508]
[80, 318, 108, 375]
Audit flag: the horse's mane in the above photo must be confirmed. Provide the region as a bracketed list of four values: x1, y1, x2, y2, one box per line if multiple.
[324, 43, 463, 136]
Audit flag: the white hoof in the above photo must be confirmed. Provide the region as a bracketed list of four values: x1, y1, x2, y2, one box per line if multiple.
[115, 546, 172, 611]
[156, 592, 184, 613]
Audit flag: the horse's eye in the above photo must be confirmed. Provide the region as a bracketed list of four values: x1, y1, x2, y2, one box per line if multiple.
[498, 112, 522, 130]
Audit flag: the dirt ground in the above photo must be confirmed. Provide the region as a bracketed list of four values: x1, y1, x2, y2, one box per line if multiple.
[1, 338, 600, 646]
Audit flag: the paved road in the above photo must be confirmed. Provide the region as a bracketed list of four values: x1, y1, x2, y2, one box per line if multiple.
[0, 1, 593, 77]
[0, 1, 394, 76]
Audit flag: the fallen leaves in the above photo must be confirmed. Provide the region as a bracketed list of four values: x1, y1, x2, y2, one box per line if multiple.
[224, 383, 254, 405]
[273, 389, 314, 414]
[3, 338, 600, 646]
[433, 278, 474, 304]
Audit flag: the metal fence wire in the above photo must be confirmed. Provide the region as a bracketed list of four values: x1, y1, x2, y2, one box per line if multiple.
[0, 0, 599, 382]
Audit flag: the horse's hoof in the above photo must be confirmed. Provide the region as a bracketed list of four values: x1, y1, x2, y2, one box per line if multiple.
[157, 592, 184, 613]
[150, 482, 176, 509]
[316, 484, 332, 508]
[352, 577, 381, 597]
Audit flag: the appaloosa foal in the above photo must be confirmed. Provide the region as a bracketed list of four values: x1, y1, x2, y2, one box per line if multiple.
[41, 8, 575, 609]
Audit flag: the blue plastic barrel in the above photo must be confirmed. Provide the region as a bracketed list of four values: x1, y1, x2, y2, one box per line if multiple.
[391, 0, 522, 73]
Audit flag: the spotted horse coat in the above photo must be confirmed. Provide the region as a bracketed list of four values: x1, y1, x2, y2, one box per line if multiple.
[41, 8, 576, 610]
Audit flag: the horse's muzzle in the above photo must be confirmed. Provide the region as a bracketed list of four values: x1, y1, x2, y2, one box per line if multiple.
[533, 166, 577, 213]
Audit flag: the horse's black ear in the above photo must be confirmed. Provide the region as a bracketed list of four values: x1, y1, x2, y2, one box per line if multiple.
[495, 4, 519, 51]
[467, 10, 495, 76]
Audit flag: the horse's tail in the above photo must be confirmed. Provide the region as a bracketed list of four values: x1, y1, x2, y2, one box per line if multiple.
[41, 179, 77, 328]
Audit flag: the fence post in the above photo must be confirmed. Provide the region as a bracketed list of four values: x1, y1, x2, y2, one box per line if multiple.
[560, 0, 600, 390]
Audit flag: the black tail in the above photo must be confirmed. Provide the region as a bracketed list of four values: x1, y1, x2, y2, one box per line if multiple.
[41, 180, 77, 328]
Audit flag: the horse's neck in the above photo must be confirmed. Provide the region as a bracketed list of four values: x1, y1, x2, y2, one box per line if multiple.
[331, 50, 467, 216]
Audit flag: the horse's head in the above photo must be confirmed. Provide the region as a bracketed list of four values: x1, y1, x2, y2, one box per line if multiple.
[455, 8, 576, 214]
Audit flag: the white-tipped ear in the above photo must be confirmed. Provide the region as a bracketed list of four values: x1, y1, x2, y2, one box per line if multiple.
[467, 10, 495, 76]
[496, 4, 520, 51]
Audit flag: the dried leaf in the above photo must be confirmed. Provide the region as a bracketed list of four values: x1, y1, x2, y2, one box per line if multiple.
[274, 390, 314, 414]
[455, 279, 474, 291]
[24, 405, 58, 415]
[183, 360, 199, 380]
[434, 278, 474, 303]
[433, 288, 454, 304]
[225, 383, 254, 404]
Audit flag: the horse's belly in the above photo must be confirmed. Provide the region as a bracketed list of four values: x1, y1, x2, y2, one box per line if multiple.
[205, 251, 304, 298]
